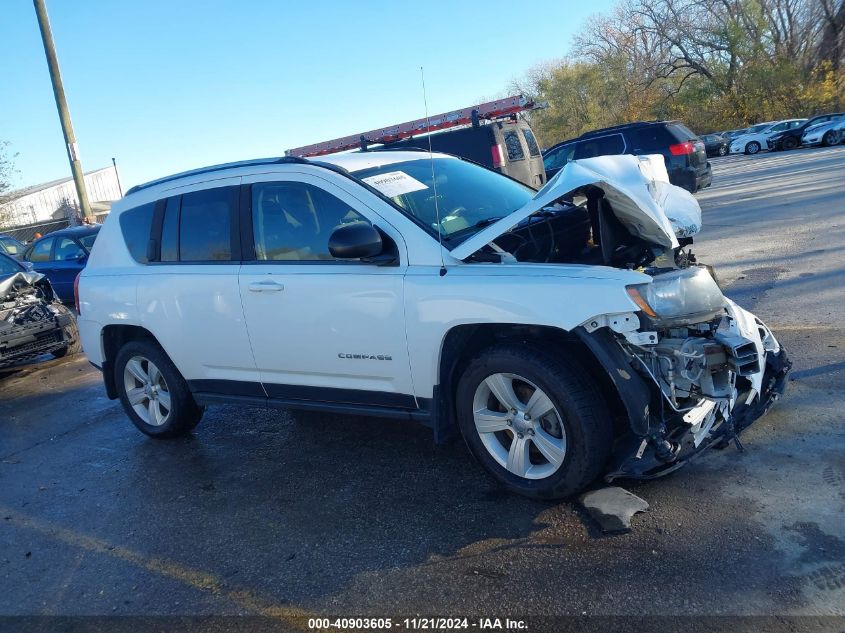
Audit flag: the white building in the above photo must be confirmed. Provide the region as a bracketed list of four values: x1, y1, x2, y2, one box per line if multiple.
[0, 165, 122, 228]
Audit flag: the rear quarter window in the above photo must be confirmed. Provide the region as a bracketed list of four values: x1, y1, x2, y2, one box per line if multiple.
[119, 203, 155, 263]
[522, 128, 541, 157]
[628, 126, 677, 151]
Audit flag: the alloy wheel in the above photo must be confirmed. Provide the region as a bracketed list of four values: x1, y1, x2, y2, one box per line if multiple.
[747, 142, 760, 154]
[718, 145, 728, 156]
[472, 373, 567, 480]
[123, 355, 171, 426]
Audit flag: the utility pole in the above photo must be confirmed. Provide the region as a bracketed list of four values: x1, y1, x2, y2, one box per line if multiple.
[33, 0, 93, 221]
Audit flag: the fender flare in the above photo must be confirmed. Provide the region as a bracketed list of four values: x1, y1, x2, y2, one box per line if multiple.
[574, 326, 653, 436]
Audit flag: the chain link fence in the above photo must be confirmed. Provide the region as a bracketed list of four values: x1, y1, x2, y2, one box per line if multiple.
[1, 218, 71, 244]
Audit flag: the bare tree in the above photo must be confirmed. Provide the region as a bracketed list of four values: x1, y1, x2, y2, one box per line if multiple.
[0, 142, 20, 227]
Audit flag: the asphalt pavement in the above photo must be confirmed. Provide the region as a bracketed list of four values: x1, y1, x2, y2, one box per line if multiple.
[1, 147, 844, 629]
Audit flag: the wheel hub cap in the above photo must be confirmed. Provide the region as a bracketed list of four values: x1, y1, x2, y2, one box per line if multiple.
[472, 372, 567, 480]
[123, 355, 171, 427]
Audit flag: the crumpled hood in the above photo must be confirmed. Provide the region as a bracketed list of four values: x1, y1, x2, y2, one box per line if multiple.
[0, 271, 47, 302]
[450, 154, 701, 261]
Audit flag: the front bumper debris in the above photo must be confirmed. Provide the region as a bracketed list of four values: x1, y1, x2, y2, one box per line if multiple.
[579, 297, 791, 482]
[0, 272, 74, 368]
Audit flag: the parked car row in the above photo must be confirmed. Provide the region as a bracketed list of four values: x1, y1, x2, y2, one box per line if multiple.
[709, 113, 845, 155]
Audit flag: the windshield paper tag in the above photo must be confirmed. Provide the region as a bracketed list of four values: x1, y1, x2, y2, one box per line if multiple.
[361, 171, 428, 197]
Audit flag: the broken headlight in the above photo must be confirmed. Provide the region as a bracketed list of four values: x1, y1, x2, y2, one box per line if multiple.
[627, 267, 725, 326]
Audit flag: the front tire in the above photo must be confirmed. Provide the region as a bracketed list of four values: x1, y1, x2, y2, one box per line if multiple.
[456, 344, 613, 499]
[115, 340, 203, 438]
[822, 131, 837, 146]
[783, 137, 799, 150]
[51, 307, 81, 358]
[745, 141, 761, 155]
[718, 145, 728, 156]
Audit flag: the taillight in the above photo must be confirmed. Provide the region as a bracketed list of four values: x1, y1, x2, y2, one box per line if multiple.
[491, 144, 505, 168]
[73, 271, 82, 315]
[668, 141, 695, 156]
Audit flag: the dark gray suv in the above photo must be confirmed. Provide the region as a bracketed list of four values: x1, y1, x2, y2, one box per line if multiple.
[543, 121, 713, 193]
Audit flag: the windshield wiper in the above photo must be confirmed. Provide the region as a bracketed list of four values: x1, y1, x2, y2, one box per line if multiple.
[442, 216, 505, 241]
[472, 216, 504, 229]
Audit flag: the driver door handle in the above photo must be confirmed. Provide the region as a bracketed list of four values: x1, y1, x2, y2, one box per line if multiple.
[248, 280, 285, 293]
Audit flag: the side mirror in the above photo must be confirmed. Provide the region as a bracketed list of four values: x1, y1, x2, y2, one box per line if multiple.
[328, 223, 384, 260]
[22, 261, 35, 271]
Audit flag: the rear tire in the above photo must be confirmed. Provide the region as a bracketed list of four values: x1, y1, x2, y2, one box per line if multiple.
[114, 339, 203, 438]
[745, 141, 761, 155]
[456, 344, 613, 499]
[718, 145, 728, 156]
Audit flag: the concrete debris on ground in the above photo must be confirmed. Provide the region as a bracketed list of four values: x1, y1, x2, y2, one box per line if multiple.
[579, 486, 650, 534]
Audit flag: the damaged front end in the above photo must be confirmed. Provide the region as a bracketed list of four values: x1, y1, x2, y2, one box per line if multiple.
[0, 271, 77, 368]
[579, 265, 791, 480]
[452, 153, 791, 480]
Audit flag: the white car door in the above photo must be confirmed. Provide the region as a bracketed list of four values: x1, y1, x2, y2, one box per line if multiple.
[136, 177, 263, 393]
[238, 171, 417, 410]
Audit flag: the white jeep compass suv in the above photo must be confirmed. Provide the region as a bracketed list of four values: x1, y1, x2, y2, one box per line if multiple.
[77, 151, 790, 499]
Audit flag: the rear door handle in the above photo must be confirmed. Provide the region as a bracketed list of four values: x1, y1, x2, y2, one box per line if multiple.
[248, 280, 285, 293]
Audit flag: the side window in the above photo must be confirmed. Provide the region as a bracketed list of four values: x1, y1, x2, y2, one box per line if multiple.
[788, 121, 803, 129]
[522, 128, 541, 157]
[543, 145, 575, 170]
[79, 233, 97, 250]
[53, 237, 85, 261]
[160, 196, 180, 262]
[503, 130, 525, 161]
[574, 134, 625, 159]
[119, 203, 155, 263]
[179, 187, 235, 262]
[28, 238, 54, 263]
[252, 182, 368, 262]
[629, 127, 674, 151]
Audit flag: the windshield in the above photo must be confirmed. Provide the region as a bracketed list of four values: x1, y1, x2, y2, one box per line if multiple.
[354, 158, 534, 242]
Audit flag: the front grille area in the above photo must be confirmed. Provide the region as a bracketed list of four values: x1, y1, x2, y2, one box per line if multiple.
[0, 330, 64, 367]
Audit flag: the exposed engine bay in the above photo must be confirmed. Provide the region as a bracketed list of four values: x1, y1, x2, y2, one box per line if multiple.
[461, 154, 791, 480]
[0, 271, 77, 368]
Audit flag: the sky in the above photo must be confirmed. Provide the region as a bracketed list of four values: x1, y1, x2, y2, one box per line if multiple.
[1, 0, 614, 192]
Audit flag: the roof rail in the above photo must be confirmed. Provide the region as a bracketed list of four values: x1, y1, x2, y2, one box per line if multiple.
[579, 120, 667, 138]
[125, 156, 309, 196]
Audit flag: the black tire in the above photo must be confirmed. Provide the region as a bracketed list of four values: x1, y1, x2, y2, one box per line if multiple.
[783, 137, 799, 151]
[114, 339, 203, 438]
[745, 141, 760, 155]
[718, 144, 728, 156]
[822, 131, 837, 146]
[51, 306, 81, 358]
[456, 344, 613, 499]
